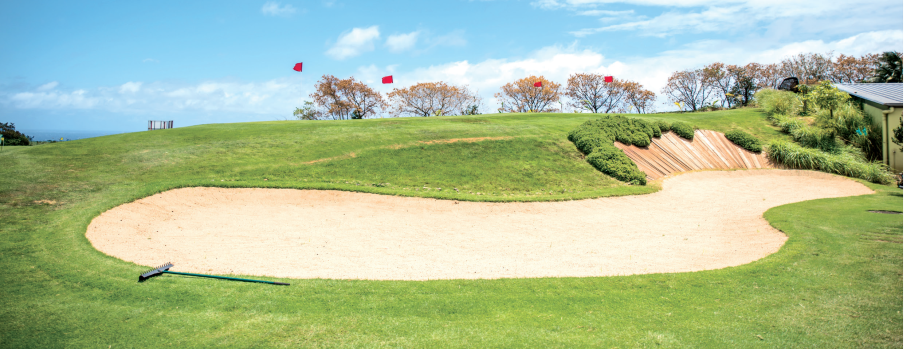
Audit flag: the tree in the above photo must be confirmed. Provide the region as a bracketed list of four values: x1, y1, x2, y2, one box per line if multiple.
[868, 51, 903, 83]
[780, 52, 834, 85]
[806, 80, 850, 121]
[703, 62, 737, 108]
[622, 81, 656, 113]
[661, 69, 715, 112]
[386, 82, 483, 117]
[0, 122, 31, 146]
[293, 101, 321, 120]
[495, 75, 562, 113]
[726, 65, 757, 107]
[309, 75, 385, 120]
[831, 53, 879, 83]
[564, 73, 626, 113]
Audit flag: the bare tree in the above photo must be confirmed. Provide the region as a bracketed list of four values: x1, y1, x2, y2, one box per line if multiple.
[495, 75, 562, 113]
[564, 73, 627, 113]
[780, 52, 834, 84]
[703, 62, 737, 108]
[661, 69, 715, 112]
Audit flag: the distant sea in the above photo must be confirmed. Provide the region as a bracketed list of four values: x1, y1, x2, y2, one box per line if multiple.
[20, 129, 135, 142]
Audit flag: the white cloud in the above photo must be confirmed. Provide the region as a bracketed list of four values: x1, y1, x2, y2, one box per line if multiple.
[261, 2, 297, 16]
[36, 82, 58, 91]
[119, 82, 142, 94]
[325, 26, 380, 60]
[2, 77, 309, 117]
[369, 30, 901, 113]
[5, 30, 898, 117]
[577, 9, 634, 16]
[386, 31, 419, 52]
[556, 0, 897, 38]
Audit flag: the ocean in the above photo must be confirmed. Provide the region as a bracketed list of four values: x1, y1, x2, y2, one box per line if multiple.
[20, 129, 136, 142]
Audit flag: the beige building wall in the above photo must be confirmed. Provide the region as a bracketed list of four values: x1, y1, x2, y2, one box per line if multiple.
[862, 100, 903, 174]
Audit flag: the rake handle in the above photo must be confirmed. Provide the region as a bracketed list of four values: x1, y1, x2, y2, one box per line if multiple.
[162, 271, 289, 285]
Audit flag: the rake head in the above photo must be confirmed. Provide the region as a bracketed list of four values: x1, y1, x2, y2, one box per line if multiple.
[139, 262, 173, 282]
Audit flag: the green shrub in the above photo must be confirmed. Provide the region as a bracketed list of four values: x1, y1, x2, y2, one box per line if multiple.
[586, 146, 647, 185]
[656, 120, 671, 133]
[790, 125, 839, 153]
[724, 130, 762, 152]
[568, 115, 655, 185]
[670, 121, 695, 140]
[770, 114, 805, 133]
[766, 140, 894, 185]
[755, 88, 802, 116]
[815, 102, 882, 161]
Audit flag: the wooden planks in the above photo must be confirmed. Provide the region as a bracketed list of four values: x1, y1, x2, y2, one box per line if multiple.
[613, 130, 778, 181]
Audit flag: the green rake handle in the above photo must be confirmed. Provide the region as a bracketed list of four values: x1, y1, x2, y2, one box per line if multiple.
[139, 262, 289, 285]
[162, 271, 290, 285]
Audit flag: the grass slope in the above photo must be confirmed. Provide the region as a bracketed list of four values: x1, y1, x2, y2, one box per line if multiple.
[0, 109, 900, 348]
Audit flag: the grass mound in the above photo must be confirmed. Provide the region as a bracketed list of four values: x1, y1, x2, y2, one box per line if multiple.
[724, 130, 763, 152]
[567, 115, 659, 185]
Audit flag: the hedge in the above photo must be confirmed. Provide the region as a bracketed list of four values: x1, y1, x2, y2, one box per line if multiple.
[724, 130, 762, 152]
[567, 115, 656, 185]
[670, 121, 695, 140]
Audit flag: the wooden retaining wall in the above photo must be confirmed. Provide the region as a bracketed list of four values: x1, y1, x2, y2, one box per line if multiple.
[614, 130, 778, 181]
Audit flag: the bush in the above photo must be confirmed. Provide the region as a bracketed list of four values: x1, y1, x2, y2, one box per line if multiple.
[586, 146, 647, 185]
[766, 140, 894, 185]
[568, 115, 655, 185]
[790, 125, 839, 153]
[755, 88, 802, 116]
[0, 122, 31, 146]
[670, 121, 695, 140]
[815, 102, 882, 161]
[724, 130, 762, 152]
[770, 113, 805, 133]
[656, 120, 671, 133]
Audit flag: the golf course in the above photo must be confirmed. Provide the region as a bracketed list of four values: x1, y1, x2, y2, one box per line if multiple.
[1, 109, 901, 348]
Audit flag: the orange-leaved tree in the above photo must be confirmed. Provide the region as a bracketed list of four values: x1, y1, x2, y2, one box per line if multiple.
[564, 73, 627, 113]
[622, 81, 656, 114]
[310, 75, 385, 120]
[494, 75, 561, 113]
[386, 82, 482, 117]
[831, 53, 879, 83]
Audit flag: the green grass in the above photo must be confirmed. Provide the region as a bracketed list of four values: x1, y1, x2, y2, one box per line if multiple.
[1, 110, 900, 348]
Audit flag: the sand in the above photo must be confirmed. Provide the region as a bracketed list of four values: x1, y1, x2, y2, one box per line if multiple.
[86, 170, 873, 280]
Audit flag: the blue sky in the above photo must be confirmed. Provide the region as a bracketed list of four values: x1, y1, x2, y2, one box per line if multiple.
[1, 0, 901, 133]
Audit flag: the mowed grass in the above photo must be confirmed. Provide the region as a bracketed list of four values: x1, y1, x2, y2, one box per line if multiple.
[0, 110, 901, 348]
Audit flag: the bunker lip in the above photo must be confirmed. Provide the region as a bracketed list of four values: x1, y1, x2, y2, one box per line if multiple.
[86, 170, 873, 281]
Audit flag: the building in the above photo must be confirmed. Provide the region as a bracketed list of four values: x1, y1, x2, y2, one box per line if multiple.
[834, 83, 903, 174]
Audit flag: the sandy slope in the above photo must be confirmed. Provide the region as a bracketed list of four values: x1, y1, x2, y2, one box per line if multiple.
[87, 170, 872, 280]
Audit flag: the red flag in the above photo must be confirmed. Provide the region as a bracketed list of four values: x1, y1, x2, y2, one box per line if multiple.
[293, 63, 303, 72]
[382, 75, 393, 84]
[533, 81, 542, 87]
[604, 76, 613, 83]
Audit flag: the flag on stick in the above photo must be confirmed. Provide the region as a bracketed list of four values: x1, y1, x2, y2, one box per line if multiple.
[293, 63, 303, 72]
[533, 81, 542, 87]
[382, 75, 393, 84]
[604, 76, 613, 83]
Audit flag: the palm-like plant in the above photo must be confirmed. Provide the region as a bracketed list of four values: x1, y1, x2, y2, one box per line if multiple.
[868, 51, 903, 83]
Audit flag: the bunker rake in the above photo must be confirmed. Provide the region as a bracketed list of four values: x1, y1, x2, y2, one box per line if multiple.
[139, 262, 289, 285]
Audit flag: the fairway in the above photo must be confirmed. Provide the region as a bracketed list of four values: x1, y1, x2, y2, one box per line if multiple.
[88, 170, 871, 280]
[1, 111, 901, 348]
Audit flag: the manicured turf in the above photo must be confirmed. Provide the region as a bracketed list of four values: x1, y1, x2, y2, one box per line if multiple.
[0, 109, 900, 348]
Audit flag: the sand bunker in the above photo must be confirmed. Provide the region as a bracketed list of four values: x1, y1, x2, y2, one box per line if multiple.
[87, 170, 872, 280]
